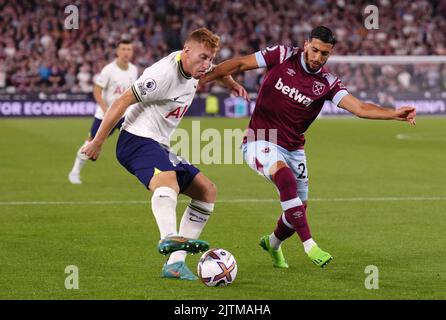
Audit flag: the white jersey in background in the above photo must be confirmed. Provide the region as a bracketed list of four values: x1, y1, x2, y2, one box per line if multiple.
[94, 60, 138, 119]
[122, 51, 199, 147]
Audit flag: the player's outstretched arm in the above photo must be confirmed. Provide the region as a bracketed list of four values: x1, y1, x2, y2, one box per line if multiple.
[82, 88, 137, 160]
[338, 94, 416, 125]
[199, 54, 259, 86]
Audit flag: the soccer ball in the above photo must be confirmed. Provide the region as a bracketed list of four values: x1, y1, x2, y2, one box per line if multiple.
[197, 248, 237, 287]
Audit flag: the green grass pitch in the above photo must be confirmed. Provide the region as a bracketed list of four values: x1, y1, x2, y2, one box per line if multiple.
[0, 116, 445, 299]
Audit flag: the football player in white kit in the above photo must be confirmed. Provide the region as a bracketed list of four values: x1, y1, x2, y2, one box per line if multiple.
[82, 28, 248, 280]
[68, 39, 138, 184]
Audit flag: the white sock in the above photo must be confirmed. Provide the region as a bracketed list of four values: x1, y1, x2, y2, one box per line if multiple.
[151, 187, 178, 240]
[303, 238, 317, 254]
[70, 141, 89, 173]
[268, 233, 282, 250]
[166, 251, 187, 265]
[167, 199, 214, 265]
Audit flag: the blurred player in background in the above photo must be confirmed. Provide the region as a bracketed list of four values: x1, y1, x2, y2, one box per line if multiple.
[68, 39, 138, 184]
[201, 26, 416, 269]
[82, 28, 248, 280]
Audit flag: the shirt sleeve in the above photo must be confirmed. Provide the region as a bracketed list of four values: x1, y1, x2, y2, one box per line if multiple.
[131, 69, 169, 104]
[255, 45, 298, 69]
[327, 78, 349, 106]
[94, 66, 110, 88]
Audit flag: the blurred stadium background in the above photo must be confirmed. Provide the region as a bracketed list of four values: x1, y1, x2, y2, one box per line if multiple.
[0, 0, 445, 117]
[0, 0, 445, 300]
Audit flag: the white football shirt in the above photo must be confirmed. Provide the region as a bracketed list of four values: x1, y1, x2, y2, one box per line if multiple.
[93, 60, 138, 119]
[122, 51, 199, 146]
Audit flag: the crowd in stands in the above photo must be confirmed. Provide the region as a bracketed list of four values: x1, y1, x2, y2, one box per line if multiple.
[1, 0, 445, 94]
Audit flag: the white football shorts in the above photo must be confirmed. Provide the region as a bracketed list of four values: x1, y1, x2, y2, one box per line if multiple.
[242, 140, 309, 201]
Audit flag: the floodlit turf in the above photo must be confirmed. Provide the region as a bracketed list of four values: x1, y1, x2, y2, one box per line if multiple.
[0, 116, 445, 300]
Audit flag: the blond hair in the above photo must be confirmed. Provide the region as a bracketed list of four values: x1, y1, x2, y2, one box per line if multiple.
[185, 27, 220, 50]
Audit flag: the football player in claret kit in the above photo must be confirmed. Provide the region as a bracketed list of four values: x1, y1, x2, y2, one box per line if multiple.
[82, 28, 248, 280]
[68, 39, 138, 184]
[200, 26, 416, 269]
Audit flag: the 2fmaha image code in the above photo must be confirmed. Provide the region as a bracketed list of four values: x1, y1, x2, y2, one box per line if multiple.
[174, 304, 271, 317]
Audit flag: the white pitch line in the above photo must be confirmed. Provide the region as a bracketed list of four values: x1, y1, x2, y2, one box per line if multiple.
[396, 133, 446, 141]
[1, 197, 446, 206]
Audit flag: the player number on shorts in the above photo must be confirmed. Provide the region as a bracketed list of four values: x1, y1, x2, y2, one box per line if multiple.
[297, 163, 306, 179]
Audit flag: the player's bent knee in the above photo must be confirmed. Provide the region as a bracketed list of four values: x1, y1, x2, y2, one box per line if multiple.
[185, 173, 218, 203]
[270, 161, 289, 180]
[272, 165, 299, 200]
[193, 180, 217, 203]
[148, 171, 180, 194]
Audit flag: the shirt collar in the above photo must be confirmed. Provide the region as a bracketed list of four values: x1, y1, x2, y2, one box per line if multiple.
[176, 53, 192, 80]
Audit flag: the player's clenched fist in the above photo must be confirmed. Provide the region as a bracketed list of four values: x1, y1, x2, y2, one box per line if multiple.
[393, 106, 416, 125]
[81, 141, 102, 161]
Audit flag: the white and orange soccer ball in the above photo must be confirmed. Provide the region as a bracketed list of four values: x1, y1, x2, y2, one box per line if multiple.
[197, 248, 237, 287]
